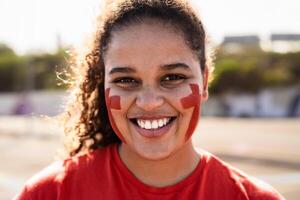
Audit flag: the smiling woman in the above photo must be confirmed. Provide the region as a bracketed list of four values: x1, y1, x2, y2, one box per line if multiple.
[104, 18, 206, 164]
[14, 0, 284, 200]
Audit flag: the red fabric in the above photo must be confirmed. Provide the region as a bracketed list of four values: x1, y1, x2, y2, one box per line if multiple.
[14, 144, 284, 200]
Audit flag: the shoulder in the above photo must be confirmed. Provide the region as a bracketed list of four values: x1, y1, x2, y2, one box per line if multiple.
[14, 161, 65, 200]
[14, 145, 114, 200]
[200, 150, 285, 200]
[239, 174, 285, 200]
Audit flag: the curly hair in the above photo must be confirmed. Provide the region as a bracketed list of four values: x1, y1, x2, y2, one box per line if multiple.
[62, 0, 214, 157]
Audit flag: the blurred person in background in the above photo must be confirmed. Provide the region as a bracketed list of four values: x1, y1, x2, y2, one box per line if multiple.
[14, 0, 284, 199]
[12, 93, 32, 115]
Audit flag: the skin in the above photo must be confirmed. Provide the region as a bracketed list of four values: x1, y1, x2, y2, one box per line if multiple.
[181, 83, 202, 141]
[104, 19, 208, 187]
[105, 88, 126, 142]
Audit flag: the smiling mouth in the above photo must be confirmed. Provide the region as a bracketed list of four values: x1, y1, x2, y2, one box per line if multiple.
[130, 117, 177, 130]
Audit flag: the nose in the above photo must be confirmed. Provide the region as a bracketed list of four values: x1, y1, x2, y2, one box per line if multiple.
[136, 88, 164, 111]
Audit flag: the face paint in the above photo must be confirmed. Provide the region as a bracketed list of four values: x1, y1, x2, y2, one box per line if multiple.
[105, 88, 126, 142]
[180, 83, 201, 141]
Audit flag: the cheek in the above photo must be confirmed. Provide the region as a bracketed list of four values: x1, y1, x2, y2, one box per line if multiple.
[105, 88, 126, 142]
[180, 83, 202, 141]
[110, 95, 121, 110]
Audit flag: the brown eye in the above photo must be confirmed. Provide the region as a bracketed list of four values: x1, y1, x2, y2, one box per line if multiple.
[112, 77, 140, 89]
[161, 74, 187, 88]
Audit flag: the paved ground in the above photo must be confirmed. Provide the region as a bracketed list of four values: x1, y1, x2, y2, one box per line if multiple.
[0, 117, 299, 199]
[195, 118, 300, 200]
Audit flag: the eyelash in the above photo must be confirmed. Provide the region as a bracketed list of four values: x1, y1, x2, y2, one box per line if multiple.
[112, 77, 139, 85]
[111, 74, 187, 89]
[161, 74, 187, 82]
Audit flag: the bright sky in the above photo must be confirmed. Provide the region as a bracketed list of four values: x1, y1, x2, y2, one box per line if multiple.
[0, 0, 299, 54]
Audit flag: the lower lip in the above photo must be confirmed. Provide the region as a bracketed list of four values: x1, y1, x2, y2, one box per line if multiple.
[132, 119, 175, 138]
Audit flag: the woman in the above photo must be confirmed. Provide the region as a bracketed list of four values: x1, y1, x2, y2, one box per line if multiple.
[15, 0, 284, 199]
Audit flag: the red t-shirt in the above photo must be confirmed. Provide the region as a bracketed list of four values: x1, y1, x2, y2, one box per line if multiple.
[14, 144, 284, 200]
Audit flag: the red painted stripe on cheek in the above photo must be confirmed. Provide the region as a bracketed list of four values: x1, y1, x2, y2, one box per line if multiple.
[110, 95, 121, 110]
[180, 84, 202, 141]
[105, 88, 126, 143]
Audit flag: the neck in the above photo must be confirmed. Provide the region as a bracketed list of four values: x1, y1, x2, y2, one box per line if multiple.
[119, 141, 200, 187]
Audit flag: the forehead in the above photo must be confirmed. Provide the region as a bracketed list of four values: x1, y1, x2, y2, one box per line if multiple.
[104, 20, 199, 73]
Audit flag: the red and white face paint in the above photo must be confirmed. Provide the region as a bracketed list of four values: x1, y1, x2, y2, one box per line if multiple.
[105, 83, 203, 144]
[105, 88, 126, 142]
[180, 83, 201, 141]
[103, 20, 208, 160]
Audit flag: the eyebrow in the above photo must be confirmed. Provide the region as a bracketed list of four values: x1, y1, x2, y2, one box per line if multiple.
[109, 67, 136, 75]
[108, 62, 191, 75]
[160, 63, 191, 71]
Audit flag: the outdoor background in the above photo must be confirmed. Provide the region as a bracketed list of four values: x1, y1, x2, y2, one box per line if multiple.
[0, 0, 300, 199]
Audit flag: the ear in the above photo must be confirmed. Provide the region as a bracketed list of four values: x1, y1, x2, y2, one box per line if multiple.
[201, 66, 209, 102]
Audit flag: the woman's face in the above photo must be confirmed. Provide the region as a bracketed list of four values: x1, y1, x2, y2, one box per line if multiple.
[104, 20, 208, 160]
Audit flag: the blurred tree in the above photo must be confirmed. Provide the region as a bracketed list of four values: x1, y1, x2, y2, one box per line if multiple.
[0, 44, 21, 91]
[29, 49, 68, 90]
[209, 46, 300, 95]
[0, 44, 68, 92]
[268, 52, 300, 84]
[210, 47, 265, 94]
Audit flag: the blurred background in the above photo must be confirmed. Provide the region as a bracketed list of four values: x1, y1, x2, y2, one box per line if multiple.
[0, 0, 299, 199]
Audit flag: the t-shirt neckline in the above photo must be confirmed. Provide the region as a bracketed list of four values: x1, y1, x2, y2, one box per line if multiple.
[111, 144, 207, 194]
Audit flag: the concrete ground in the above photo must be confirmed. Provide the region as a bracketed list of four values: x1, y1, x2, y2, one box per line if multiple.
[196, 118, 300, 200]
[0, 117, 299, 200]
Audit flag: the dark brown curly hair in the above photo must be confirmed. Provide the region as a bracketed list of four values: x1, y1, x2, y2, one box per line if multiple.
[62, 0, 214, 157]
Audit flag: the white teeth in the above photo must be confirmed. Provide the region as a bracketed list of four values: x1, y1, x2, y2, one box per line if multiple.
[145, 121, 151, 129]
[141, 120, 145, 128]
[163, 118, 167, 125]
[137, 119, 145, 128]
[152, 120, 159, 129]
[158, 119, 164, 127]
[136, 118, 172, 130]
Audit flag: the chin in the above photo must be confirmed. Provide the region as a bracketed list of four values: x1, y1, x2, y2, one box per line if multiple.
[131, 139, 182, 161]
